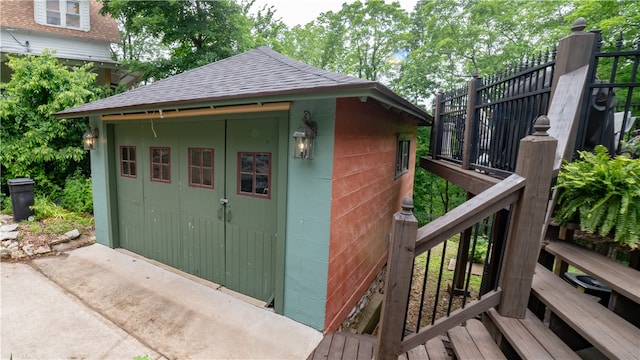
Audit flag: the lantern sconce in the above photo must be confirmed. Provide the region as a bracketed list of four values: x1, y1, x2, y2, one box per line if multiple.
[83, 127, 99, 150]
[292, 110, 317, 160]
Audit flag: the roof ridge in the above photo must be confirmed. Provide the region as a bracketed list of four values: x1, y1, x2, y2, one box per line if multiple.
[256, 46, 372, 85]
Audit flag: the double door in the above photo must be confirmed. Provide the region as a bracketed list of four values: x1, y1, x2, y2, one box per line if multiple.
[114, 116, 278, 302]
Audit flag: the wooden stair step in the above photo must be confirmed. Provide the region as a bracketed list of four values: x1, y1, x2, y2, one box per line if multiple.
[399, 337, 450, 360]
[486, 307, 579, 360]
[447, 319, 506, 360]
[532, 263, 640, 359]
[307, 332, 376, 360]
[543, 240, 640, 303]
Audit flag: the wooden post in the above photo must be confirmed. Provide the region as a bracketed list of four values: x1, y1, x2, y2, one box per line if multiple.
[453, 193, 474, 291]
[498, 116, 557, 318]
[431, 89, 444, 159]
[375, 197, 418, 360]
[549, 18, 595, 102]
[462, 73, 480, 170]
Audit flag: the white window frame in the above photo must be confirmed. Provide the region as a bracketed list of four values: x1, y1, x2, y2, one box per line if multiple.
[395, 135, 411, 178]
[34, 0, 90, 31]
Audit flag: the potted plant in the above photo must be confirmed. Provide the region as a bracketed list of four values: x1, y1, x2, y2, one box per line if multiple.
[553, 145, 640, 252]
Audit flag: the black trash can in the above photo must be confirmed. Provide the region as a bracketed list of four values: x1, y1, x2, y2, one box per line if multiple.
[7, 178, 35, 222]
[564, 272, 611, 306]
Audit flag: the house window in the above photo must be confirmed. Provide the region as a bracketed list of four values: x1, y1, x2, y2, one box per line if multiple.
[35, 0, 89, 30]
[395, 137, 411, 178]
[189, 148, 214, 189]
[238, 152, 271, 198]
[120, 146, 137, 178]
[150, 147, 171, 183]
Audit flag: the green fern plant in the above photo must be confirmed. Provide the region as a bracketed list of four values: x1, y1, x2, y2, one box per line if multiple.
[554, 146, 640, 249]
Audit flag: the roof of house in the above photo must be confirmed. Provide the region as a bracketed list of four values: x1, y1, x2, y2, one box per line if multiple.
[0, 0, 120, 43]
[56, 47, 432, 124]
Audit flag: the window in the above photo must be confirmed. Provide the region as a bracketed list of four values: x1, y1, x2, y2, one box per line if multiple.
[189, 148, 214, 189]
[35, 0, 89, 30]
[395, 137, 410, 178]
[150, 147, 171, 183]
[238, 152, 271, 198]
[120, 146, 137, 178]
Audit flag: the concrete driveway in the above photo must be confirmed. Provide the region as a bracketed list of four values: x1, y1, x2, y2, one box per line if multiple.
[1, 244, 322, 359]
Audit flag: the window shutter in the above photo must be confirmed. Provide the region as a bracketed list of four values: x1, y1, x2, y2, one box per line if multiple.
[34, 0, 46, 25]
[80, 0, 90, 31]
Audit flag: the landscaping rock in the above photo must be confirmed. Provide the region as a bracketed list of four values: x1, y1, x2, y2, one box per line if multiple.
[64, 229, 81, 240]
[1, 224, 19, 232]
[34, 245, 51, 255]
[50, 229, 81, 245]
[23, 244, 34, 256]
[1, 231, 19, 241]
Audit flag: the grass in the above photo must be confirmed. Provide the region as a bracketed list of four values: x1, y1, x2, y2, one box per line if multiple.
[407, 236, 486, 329]
[4, 195, 94, 235]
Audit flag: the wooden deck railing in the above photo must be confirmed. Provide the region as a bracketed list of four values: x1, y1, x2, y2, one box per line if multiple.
[375, 116, 558, 360]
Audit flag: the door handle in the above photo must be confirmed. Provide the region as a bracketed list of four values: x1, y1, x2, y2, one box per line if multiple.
[217, 206, 224, 220]
[226, 208, 232, 222]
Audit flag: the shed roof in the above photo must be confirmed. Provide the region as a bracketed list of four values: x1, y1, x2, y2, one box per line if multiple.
[0, 0, 121, 43]
[57, 47, 431, 124]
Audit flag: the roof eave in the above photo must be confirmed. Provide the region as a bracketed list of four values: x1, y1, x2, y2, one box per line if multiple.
[55, 83, 432, 125]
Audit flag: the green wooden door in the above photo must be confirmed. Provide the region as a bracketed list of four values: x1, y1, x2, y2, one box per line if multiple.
[176, 120, 226, 282]
[224, 117, 278, 302]
[113, 116, 278, 303]
[114, 123, 145, 255]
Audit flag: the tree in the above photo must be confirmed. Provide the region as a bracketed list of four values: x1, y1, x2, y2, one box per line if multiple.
[280, 0, 409, 82]
[241, 0, 288, 52]
[0, 51, 102, 196]
[100, 0, 253, 80]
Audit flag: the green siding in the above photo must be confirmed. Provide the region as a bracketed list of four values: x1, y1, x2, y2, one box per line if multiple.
[89, 116, 116, 247]
[284, 99, 335, 331]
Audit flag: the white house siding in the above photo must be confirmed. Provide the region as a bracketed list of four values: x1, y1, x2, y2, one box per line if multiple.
[0, 28, 113, 63]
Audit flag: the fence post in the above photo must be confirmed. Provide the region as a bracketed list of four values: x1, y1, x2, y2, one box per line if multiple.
[375, 197, 418, 360]
[549, 18, 595, 102]
[462, 73, 480, 170]
[498, 116, 557, 318]
[431, 89, 445, 159]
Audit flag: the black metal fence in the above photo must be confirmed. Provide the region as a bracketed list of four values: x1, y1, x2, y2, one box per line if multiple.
[577, 31, 640, 155]
[432, 31, 639, 178]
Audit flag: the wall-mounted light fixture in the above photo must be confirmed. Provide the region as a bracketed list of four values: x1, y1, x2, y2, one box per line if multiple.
[292, 110, 317, 160]
[83, 127, 99, 150]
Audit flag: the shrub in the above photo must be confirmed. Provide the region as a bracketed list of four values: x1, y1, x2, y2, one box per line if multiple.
[61, 173, 93, 214]
[554, 145, 640, 249]
[471, 235, 489, 264]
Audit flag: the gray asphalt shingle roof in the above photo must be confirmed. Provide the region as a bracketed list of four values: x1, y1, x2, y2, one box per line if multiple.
[57, 46, 430, 123]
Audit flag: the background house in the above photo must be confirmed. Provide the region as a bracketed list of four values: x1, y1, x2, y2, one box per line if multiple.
[56, 46, 432, 332]
[0, 0, 135, 87]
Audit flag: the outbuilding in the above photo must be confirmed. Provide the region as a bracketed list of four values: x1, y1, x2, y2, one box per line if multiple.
[57, 47, 431, 332]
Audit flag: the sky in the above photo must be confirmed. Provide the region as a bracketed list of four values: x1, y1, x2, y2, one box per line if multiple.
[250, 0, 418, 27]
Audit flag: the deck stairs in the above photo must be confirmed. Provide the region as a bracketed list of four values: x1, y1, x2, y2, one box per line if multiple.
[308, 237, 640, 360]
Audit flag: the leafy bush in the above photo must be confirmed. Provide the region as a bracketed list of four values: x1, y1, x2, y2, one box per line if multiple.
[554, 146, 640, 249]
[0, 51, 99, 197]
[61, 173, 93, 214]
[30, 195, 80, 221]
[472, 235, 489, 264]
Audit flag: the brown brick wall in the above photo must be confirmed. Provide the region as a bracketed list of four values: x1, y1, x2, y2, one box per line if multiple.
[324, 97, 417, 331]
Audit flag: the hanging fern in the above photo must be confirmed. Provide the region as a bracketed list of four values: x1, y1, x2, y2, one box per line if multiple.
[554, 146, 640, 249]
